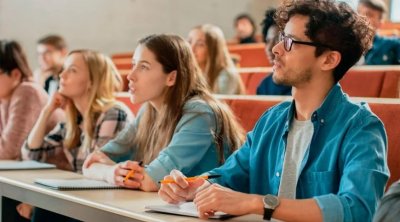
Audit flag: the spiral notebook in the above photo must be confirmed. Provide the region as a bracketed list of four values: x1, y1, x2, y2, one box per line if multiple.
[34, 178, 122, 190]
[145, 202, 231, 219]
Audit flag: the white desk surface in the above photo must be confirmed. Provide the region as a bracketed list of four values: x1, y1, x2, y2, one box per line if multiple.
[0, 169, 263, 222]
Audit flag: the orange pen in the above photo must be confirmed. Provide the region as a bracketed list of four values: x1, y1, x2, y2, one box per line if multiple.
[158, 174, 221, 184]
[123, 161, 143, 182]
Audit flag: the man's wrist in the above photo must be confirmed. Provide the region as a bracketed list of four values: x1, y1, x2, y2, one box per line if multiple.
[249, 195, 264, 215]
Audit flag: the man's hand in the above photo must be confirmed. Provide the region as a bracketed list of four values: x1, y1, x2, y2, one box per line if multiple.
[193, 183, 263, 219]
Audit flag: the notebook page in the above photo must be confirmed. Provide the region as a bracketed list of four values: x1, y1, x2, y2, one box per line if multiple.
[145, 202, 229, 219]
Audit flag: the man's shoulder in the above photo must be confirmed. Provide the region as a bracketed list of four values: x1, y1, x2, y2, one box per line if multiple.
[257, 101, 292, 123]
[337, 98, 380, 124]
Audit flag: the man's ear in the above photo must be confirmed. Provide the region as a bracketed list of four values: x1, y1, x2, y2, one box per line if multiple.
[320, 51, 341, 72]
[10, 68, 22, 82]
[166, 70, 177, 86]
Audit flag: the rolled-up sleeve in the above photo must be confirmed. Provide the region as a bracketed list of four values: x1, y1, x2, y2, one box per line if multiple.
[315, 115, 389, 222]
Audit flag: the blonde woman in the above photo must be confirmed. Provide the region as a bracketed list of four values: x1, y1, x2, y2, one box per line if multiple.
[188, 24, 245, 94]
[83, 34, 245, 192]
[23, 49, 133, 172]
[19, 50, 133, 221]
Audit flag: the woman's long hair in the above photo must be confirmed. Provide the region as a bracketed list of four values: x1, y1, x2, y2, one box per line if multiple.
[193, 24, 245, 94]
[64, 50, 122, 153]
[134, 34, 245, 164]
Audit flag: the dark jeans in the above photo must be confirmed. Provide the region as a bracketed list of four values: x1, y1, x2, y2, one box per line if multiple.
[31, 207, 82, 222]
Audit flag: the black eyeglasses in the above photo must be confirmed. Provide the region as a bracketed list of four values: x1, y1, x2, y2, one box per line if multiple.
[279, 32, 333, 52]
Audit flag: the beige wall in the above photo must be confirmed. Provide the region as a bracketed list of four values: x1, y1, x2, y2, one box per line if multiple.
[0, 0, 278, 68]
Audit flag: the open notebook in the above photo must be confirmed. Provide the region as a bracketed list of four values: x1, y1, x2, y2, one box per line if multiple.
[145, 202, 230, 219]
[34, 178, 122, 190]
[0, 160, 56, 170]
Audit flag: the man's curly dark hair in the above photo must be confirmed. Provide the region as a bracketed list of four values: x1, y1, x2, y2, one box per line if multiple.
[275, 0, 374, 82]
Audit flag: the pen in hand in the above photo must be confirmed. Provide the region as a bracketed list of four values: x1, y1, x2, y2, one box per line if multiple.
[123, 161, 143, 183]
[158, 174, 221, 184]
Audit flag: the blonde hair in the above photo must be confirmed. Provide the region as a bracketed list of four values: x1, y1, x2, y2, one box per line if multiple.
[134, 34, 245, 164]
[64, 50, 122, 152]
[193, 24, 245, 94]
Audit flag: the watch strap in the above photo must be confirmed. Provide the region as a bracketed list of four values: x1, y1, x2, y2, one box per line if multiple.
[263, 207, 274, 220]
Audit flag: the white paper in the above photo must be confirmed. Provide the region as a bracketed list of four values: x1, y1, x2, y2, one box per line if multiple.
[145, 202, 229, 219]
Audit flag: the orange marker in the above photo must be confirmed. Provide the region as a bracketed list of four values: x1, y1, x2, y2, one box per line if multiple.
[123, 161, 143, 182]
[158, 174, 221, 184]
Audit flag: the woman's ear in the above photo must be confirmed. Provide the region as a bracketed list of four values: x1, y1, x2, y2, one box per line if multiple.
[166, 70, 177, 86]
[10, 68, 22, 82]
[321, 51, 341, 71]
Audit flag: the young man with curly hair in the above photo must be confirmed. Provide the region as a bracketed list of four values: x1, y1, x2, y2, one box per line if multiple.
[158, 0, 389, 221]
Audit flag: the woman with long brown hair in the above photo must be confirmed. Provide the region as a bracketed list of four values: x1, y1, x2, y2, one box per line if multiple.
[188, 24, 245, 94]
[83, 34, 245, 191]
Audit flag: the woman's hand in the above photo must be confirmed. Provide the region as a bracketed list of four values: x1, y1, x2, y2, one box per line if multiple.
[44, 92, 68, 114]
[83, 150, 115, 169]
[113, 161, 145, 189]
[158, 169, 206, 204]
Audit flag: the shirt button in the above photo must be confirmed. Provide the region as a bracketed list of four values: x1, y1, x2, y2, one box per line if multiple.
[276, 172, 280, 177]
[320, 119, 324, 123]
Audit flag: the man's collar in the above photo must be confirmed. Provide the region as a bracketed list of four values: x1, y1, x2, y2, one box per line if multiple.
[285, 84, 344, 126]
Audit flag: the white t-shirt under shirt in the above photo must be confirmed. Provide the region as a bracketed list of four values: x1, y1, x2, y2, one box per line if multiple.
[278, 118, 314, 199]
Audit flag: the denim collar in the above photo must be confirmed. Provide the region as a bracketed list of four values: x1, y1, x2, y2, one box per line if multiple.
[284, 83, 345, 132]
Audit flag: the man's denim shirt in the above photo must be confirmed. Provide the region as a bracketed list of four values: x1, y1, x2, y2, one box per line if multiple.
[209, 84, 389, 222]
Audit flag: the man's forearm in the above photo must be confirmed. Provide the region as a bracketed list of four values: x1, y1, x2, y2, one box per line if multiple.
[249, 196, 323, 222]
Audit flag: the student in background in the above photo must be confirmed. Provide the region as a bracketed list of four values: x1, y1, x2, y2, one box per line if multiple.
[256, 8, 292, 95]
[231, 14, 259, 44]
[20, 50, 133, 222]
[35, 35, 68, 95]
[373, 180, 400, 222]
[158, 1, 388, 221]
[83, 34, 245, 192]
[0, 40, 62, 160]
[357, 0, 400, 65]
[188, 24, 245, 94]
[0, 40, 63, 222]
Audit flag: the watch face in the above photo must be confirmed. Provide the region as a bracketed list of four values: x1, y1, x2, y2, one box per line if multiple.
[263, 195, 279, 208]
